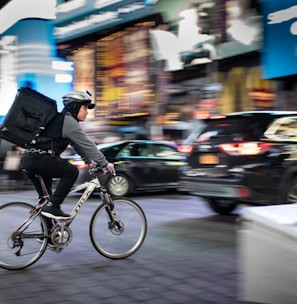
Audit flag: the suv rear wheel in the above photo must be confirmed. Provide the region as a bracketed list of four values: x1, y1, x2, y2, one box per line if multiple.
[206, 198, 238, 215]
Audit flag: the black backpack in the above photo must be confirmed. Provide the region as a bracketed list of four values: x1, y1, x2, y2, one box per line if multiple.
[0, 86, 58, 148]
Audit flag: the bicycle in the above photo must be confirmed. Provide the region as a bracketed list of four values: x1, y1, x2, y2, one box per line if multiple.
[0, 167, 147, 270]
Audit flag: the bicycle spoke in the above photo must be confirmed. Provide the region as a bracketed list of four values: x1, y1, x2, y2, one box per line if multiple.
[90, 198, 147, 259]
[0, 202, 48, 270]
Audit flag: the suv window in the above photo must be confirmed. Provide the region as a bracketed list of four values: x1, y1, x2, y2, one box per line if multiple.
[196, 117, 271, 143]
[263, 116, 297, 141]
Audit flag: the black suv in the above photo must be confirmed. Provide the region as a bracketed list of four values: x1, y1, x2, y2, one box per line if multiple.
[179, 111, 297, 215]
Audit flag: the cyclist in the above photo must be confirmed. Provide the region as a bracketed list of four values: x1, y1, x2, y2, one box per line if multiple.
[20, 91, 115, 220]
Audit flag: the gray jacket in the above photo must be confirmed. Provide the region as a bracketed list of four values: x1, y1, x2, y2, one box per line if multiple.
[62, 113, 109, 168]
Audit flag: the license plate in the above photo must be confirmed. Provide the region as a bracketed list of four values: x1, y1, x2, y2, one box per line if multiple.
[199, 154, 219, 164]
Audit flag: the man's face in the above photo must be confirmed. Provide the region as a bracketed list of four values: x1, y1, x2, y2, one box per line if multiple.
[77, 105, 88, 121]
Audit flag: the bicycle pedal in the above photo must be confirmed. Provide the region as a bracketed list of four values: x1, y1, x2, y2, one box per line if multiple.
[49, 246, 63, 253]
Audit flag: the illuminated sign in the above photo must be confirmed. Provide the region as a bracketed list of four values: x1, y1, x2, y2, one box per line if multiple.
[94, 0, 123, 9]
[54, 3, 146, 39]
[155, 0, 262, 69]
[54, 1, 154, 42]
[262, 1, 297, 78]
[55, 74, 73, 83]
[0, 35, 17, 116]
[52, 60, 73, 83]
[95, 25, 152, 116]
[55, 11, 119, 37]
[149, 29, 183, 71]
[52, 61, 74, 71]
[72, 47, 95, 117]
[56, 0, 87, 13]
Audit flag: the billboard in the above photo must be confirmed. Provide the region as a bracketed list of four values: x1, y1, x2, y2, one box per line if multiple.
[261, 0, 297, 79]
[153, 0, 262, 70]
[54, 0, 156, 43]
[95, 25, 152, 116]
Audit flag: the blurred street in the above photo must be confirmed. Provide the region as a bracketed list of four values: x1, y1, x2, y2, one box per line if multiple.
[0, 190, 256, 304]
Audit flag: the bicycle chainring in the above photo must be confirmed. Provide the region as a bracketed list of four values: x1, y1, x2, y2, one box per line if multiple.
[51, 225, 73, 249]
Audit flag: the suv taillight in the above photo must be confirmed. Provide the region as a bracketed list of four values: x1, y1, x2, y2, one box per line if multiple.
[219, 142, 273, 155]
[178, 145, 193, 155]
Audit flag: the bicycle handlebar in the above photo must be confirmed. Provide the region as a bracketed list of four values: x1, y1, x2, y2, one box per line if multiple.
[88, 166, 116, 176]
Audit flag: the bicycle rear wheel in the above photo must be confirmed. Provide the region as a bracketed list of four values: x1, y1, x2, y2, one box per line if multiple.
[90, 197, 147, 259]
[0, 202, 48, 270]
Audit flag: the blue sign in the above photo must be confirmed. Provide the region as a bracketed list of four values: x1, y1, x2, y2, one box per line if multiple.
[262, 0, 297, 78]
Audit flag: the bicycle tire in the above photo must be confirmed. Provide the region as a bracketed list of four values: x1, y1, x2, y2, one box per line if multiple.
[0, 202, 48, 270]
[89, 197, 147, 259]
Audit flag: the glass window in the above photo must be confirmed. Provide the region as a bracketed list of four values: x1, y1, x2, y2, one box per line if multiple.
[196, 116, 272, 142]
[264, 116, 297, 141]
[153, 144, 180, 158]
[118, 143, 152, 157]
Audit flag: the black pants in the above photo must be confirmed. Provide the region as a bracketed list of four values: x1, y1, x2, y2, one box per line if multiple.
[21, 152, 79, 206]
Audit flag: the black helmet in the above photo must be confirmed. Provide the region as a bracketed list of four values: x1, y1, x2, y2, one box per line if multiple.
[62, 91, 95, 109]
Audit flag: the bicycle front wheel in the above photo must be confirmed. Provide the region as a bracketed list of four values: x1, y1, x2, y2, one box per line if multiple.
[90, 197, 147, 259]
[0, 202, 48, 270]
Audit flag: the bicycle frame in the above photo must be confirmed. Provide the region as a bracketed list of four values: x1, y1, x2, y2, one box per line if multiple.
[34, 168, 113, 228]
[67, 177, 101, 224]
[48, 172, 123, 251]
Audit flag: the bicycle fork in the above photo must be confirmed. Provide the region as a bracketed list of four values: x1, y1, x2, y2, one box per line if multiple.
[103, 194, 124, 234]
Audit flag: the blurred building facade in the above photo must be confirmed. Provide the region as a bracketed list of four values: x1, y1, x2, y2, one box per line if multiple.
[1, 0, 297, 140]
[0, 0, 74, 119]
[54, 0, 162, 138]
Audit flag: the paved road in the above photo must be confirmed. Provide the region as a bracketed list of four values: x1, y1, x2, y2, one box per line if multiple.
[0, 190, 256, 304]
